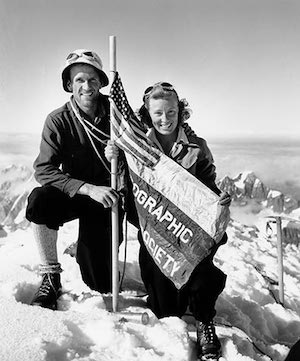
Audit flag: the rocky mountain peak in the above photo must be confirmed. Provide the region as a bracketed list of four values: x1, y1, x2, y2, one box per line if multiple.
[0, 165, 37, 230]
[218, 171, 299, 213]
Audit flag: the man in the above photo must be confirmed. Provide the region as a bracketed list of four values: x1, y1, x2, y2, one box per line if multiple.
[26, 49, 125, 310]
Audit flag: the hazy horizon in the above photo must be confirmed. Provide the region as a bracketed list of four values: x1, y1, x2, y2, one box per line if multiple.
[1, 131, 299, 201]
[1, 130, 299, 141]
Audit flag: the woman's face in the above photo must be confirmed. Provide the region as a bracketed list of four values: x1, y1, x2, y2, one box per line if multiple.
[148, 95, 179, 136]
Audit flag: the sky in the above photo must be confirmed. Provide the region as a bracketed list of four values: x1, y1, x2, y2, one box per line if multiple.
[1, 0, 300, 138]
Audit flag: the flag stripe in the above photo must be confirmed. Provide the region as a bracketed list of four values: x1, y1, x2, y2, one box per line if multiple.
[112, 125, 156, 167]
[139, 223, 198, 289]
[110, 105, 160, 162]
[110, 102, 149, 141]
[110, 100, 160, 167]
[111, 122, 157, 168]
[130, 170, 216, 263]
[126, 153, 227, 241]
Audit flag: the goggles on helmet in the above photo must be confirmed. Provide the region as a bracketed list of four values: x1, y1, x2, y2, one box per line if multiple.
[143, 82, 177, 102]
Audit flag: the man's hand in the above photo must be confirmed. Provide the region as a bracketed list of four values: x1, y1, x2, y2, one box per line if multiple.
[104, 140, 119, 162]
[78, 183, 119, 208]
[218, 191, 231, 206]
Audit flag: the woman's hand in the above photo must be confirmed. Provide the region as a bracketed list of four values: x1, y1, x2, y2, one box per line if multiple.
[104, 140, 119, 162]
[218, 191, 231, 206]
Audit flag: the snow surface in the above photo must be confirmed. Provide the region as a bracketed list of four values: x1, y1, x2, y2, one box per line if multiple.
[268, 190, 283, 198]
[0, 215, 300, 361]
[234, 171, 254, 191]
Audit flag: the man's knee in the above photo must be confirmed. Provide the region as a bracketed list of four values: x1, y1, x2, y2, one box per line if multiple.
[26, 186, 71, 229]
[28, 186, 52, 207]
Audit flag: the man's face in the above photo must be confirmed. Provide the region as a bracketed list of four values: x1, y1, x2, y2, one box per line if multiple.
[68, 64, 102, 111]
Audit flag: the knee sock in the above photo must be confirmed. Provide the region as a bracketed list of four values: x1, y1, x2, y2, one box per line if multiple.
[32, 223, 62, 274]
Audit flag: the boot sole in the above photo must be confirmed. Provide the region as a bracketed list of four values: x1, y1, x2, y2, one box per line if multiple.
[198, 351, 221, 361]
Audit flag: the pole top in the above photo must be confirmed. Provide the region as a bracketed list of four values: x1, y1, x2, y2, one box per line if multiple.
[109, 36, 117, 76]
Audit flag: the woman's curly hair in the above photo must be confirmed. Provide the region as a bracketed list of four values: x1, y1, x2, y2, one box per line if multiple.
[137, 84, 192, 129]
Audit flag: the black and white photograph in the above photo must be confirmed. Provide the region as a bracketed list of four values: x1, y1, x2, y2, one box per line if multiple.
[0, 1, 300, 360]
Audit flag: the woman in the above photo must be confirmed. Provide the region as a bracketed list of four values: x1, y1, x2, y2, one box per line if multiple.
[106, 82, 231, 360]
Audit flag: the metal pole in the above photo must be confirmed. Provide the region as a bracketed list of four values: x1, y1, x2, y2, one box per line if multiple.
[109, 35, 119, 312]
[276, 216, 284, 305]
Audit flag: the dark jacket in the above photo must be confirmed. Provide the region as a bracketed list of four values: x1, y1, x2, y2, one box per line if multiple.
[34, 94, 124, 197]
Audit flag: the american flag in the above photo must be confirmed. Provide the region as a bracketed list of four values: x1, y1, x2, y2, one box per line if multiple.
[109, 72, 160, 168]
[109, 72, 230, 289]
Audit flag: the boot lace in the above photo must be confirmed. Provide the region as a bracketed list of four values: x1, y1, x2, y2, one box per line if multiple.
[203, 322, 215, 343]
[36, 274, 58, 297]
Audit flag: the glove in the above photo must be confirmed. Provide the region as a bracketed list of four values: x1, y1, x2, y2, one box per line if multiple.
[218, 191, 231, 206]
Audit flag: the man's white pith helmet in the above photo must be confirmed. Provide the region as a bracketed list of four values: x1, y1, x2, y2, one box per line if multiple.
[61, 49, 109, 92]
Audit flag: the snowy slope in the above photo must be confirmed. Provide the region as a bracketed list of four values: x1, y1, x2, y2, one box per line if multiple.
[0, 216, 299, 361]
[1, 166, 300, 360]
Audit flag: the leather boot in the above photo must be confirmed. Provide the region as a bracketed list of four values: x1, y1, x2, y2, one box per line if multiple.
[31, 273, 62, 310]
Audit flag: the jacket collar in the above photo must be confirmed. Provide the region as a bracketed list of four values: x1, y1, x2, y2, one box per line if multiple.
[146, 126, 188, 153]
[146, 126, 201, 169]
